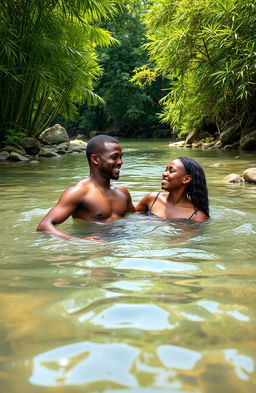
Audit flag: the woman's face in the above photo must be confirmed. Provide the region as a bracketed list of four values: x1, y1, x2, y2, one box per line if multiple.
[161, 159, 191, 191]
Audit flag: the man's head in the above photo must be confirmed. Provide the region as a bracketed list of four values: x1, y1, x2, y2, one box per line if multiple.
[86, 135, 122, 180]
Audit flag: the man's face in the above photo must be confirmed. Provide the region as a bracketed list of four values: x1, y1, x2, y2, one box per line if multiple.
[97, 142, 123, 180]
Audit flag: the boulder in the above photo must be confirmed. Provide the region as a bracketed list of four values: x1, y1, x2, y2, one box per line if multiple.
[70, 145, 86, 153]
[242, 168, 256, 183]
[192, 142, 202, 148]
[185, 129, 210, 144]
[70, 139, 87, 146]
[168, 141, 186, 148]
[240, 130, 256, 150]
[223, 174, 244, 183]
[1, 144, 26, 155]
[39, 124, 70, 145]
[19, 137, 42, 155]
[8, 152, 29, 161]
[39, 146, 59, 157]
[54, 142, 71, 154]
[0, 151, 10, 161]
[209, 163, 222, 168]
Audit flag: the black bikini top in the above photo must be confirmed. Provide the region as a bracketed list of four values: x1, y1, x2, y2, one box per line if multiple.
[146, 192, 199, 221]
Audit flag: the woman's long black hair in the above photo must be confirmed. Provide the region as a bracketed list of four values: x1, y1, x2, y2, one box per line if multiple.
[178, 157, 210, 217]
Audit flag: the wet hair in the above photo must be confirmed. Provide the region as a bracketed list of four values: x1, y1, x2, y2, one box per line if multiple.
[86, 134, 119, 163]
[178, 157, 210, 217]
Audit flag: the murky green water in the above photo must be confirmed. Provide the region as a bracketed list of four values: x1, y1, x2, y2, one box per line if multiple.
[0, 139, 256, 393]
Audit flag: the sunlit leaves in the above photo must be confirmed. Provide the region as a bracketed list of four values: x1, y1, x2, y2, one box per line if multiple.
[143, 0, 256, 135]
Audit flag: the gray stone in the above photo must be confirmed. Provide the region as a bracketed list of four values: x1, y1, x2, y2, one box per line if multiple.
[39, 147, 59, 157]
[168, 141, 185, 148]
[209, 163, 222, 168]
[242, 168, 256, 183]
[0, 151, 10, 161]
[223, 144, 233, 149]
[54, 142, 71, 154]
[1, 144, 26, 155]
[19, 137, 42, 155]
[240, 131, 256, 150]
[9, 152, 29, 161]
[70, 145, 86, 153]
[39, 124, 70, 145]
[223, 174, 244, 183]
[192, 142, 202, 148]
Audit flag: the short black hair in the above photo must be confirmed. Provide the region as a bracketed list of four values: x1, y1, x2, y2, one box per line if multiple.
[86, 135, 119, 163]
[178, 157, 210, 217]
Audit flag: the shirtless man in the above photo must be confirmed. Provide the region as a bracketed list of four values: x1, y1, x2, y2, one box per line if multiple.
[37, 135, 135, 240]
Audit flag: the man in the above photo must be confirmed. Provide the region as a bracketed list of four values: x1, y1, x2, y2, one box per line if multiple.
[37, 135, 135, 240]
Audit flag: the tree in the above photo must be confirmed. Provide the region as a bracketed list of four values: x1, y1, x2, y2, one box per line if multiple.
[0, 0, 128, 145]
[140, 0, 256, 139]
[70, 2, 167, 137]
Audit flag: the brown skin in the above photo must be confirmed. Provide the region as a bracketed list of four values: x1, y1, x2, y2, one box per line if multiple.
[37, 142, 135, 240]
[136, 159, 208, 221]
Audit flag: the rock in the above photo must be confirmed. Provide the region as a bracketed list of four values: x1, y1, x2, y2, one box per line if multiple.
[185, 144, 192, 148]
[39, 124, 70, 145]
[8, 152, 29, 161]
[192, 142, 202, 148]
[70, 139, 87, 146]
[240, 130, 256, 150]
[223, 144, 233, 149]
[30, 160, 40, 164]
[39, 146, 59, 157]
[209, 163, 222, 168]
[242, 168, 256, 183]
[19, 137, 42, 155]
[185, 128, 210, 144]
[0, 151, 10, 161]
[168, 141, 185, 147]
[54, 142, 71, 154]
[223, 174, 244, 183]
[70, 145, 86, 153]
[202, 142, 215, 149]
[1, 144, 26, 155]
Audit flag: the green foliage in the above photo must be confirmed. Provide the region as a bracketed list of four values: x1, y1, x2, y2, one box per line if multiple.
[3, 128, 27, 146]
[74, 2, 167, 136]
[0, 0, 128, 145]
[143, 0, 256, 136]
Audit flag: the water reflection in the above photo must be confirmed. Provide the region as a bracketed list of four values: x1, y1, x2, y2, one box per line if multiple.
[30, 342, 139, 387]
[29, 341, 255, 390]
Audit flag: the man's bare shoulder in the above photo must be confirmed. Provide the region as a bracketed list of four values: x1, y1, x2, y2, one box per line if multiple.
[114, 184, 131, 196]
[61, 178, 91, 200]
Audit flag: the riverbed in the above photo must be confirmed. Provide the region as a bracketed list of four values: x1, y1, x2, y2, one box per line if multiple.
[0, 139, 255, 392]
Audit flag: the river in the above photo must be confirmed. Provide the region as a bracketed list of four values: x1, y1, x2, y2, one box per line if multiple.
[0, 139, 255, 393]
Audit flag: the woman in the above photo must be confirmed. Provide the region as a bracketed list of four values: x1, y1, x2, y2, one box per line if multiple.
[136, 157, 209, 221]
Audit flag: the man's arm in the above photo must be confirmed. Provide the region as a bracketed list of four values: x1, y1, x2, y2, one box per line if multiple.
[37, 187, 82, 240]
[116, 185, 136, 213]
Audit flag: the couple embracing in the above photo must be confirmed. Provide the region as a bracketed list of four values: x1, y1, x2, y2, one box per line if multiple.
[37, 135, 209, 241]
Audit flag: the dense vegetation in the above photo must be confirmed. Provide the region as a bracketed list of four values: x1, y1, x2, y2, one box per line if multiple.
[57, 3, 168, 137]
[135, 0, 256, 143]
[1, 0, 256, 147]
[0, 0, 127, 145]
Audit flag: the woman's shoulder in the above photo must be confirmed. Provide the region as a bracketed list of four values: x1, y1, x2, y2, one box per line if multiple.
[192, 209, 209, 222]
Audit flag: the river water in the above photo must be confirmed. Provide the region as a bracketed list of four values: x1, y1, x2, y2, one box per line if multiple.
[0, 139, 255, 393]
